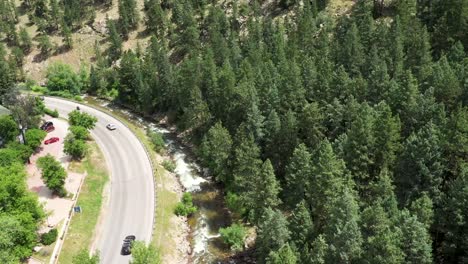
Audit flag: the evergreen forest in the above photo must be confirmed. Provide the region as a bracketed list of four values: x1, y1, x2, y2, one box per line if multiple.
[0, 0, 467, 263]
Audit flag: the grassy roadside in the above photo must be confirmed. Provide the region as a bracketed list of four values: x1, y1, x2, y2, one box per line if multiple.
[31, 220, 65, 263]
[83, 98, 179, 257]
[58, 142, 109, 263]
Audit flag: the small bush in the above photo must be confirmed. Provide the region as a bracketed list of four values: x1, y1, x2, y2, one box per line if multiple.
[68, 110, 97, 129]
[69, 126, 89, 140]
[64, 135, 88, 160]
[162, 160, 176, 172]
[25, 128, 47, 150]
[219, 224, 246, 251]
[174, 192, 197, 216]
[225, 192, 245, 216]
[31, 85, 49, 94]
[73, 95, 83, 102]
[47, 90, 74, 99]
[41, 228, 58, 245]
[44, 108, 59, 117]
[148, 130, 165, 153]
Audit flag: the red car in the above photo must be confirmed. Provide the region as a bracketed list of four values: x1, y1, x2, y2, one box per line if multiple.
[44, 137, 60, 145]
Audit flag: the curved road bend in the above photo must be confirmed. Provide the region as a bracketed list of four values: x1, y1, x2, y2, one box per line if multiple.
[44, 97, 154, 264]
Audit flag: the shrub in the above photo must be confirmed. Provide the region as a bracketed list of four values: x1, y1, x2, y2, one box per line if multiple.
[0, 115, 18, 144]
[69, 126, 89, 140]
[162, 160, 176, 172]
[64, 135, 88, 160]
[219, 224, 246, 251]
[68, 110, 97, 129]
[25, 128, 47, 150]
[41, 228, 58, 245]
[31, 85, 49, 94]
[47, 90, 74, 99]
[44, 108, 59, 118]
[174, 193, 197, 216]
[5, 142, 33, 162]
[148, 130, 165, 153]
[72, 249, 100, 264]
[225, 192, 245, 216]
[0, 148, 21, 166]
[73, 95, 83, 102]
[46, 62, 83, 95]
[37, 154, 67, 196]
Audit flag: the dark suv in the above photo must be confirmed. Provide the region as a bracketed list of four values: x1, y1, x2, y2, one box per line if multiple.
[40, 121, 54, 130]
[121, 235, 136, 255]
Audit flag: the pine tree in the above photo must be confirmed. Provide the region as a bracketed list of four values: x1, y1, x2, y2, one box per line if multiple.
[367, 46, 391, 103]
[266, 243, 297, 264]
[430, 55, 462, 108]
[62, 22, 73, 49]
[309, 235, 328, 264]
[247, 159, 282, 223]
[107, 18, 123, 62]
[245, 95, 265, 144]
[200, 122, 232, 183]
[256, 207, 290, 262]
[38, 35, 53, 56]
[342, 103, 375, 183]
[308, 139, 346, 229]
[49, 0, 61, 32]
[395, 122, 445, 205]
[34, 0, 49, 19]
[289, 200, 313, 249]
[340, 22, 365, 76]
[323, 188, 363, 263]
[390, 17, 405, 79]
[118, 0, 139, 37]
[277, 59, 305, 112]
[388, 71, 419, 134]
[372, 102, 401, 174]
[145, 0, 167, 36]
[284, 144, 311, 207]
[399, 209, 433, 264]
[299, 103, 325, 149]
[360, 204, 404, 264]
[118, 51, 141, 105]
[444, 106, 468, 176]
[438, 163, 468, 263]
[0, 44, 14, 98]
[231, 132, 262, 191]
[409, 192, 434, 229]
[19, 28, 32, 53]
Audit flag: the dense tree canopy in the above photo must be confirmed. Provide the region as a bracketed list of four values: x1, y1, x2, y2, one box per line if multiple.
[1, 0, 467, 262]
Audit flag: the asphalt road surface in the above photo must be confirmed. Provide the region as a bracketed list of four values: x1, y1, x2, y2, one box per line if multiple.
[44, 97, 154, 264]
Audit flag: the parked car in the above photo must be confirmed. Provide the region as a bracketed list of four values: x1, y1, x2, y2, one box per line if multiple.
[121, 235, 136, 255]
[45, 125, 55, 133]
[44, 137, 60, 145]
[106, 123, 117, 130]
[40, 121, 54, 130]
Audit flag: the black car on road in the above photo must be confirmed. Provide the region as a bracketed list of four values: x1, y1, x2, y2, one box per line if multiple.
[121, 235, 136, 255]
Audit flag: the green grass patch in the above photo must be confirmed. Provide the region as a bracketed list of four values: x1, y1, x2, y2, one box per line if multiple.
[162, 160, 176, 172]
[31, 219, 65, 263]
[58, 142, 109, 263]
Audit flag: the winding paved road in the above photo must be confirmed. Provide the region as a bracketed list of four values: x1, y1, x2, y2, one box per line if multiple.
[44, 97, 154, 264]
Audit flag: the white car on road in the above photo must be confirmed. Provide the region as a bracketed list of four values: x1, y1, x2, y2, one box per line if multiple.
[106, 123, 117, 130]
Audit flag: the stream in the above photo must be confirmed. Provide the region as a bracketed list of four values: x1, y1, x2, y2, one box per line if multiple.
[151, 126, 232, 263]
[88, 98, 232, 263]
